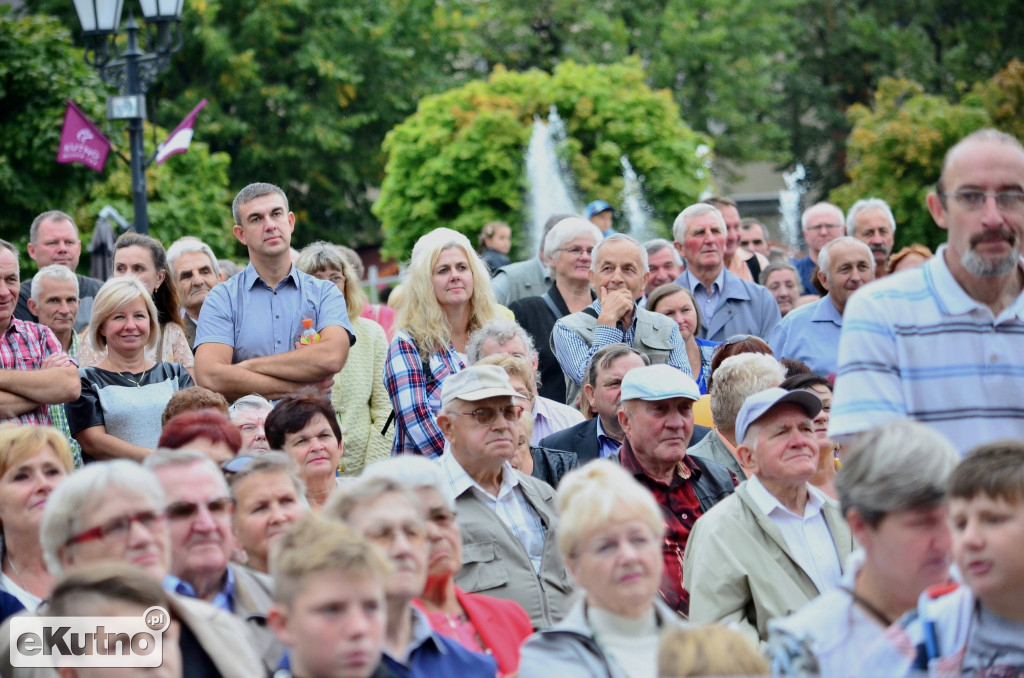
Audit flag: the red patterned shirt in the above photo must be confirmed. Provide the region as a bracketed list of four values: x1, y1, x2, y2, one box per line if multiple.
[0, 318, 66, 426]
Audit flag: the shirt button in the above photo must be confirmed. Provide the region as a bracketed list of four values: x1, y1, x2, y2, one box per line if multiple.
[990, 355, 999, 363]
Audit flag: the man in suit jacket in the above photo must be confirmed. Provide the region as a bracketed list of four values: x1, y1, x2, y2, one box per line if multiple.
[672, 203, 781, 342]
[683, 388, 855, 645]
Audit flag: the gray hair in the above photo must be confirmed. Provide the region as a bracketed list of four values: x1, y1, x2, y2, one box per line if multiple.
[0, 239, 18, 266]
[30, 264, 79, 303]
[232, 182, 289, 226]
[466, 317, 536, 365]
[672, 203, 725, 245]
[89, 277, 159, 351]
[166, 237, 221, 279]
[41, 460, 166, 576]
[542, 218, 603, 269]
[323, 476, 423, 524]
[710, 354, 786, 433]
[143, 447, 229, 494]
[591, 232, 649, 274]
[845, 198, 896, 237]
[800, 202, 845, 232]
[817, 236, 875, 284]
[228, 451, 308, 509]
[758, 261, 800, 286]
[228, 394, 274, 420]
[644, 238, 682, 266]
[30, 211, 78, 244]
[218, 259, 241, 278]
[835, 419, 959, 527]
[360, 457, 454, 511]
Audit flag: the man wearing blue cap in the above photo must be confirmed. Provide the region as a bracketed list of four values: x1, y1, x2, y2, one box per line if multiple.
[683, 387, 854, 645]
[586, 200, 615, 237]
[616, 364, 737, 617]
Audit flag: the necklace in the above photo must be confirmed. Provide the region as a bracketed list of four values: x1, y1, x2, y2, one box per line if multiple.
[840, 585, 894, 627]
[119, 367, 150, 388]
[4, 552, 28, 591]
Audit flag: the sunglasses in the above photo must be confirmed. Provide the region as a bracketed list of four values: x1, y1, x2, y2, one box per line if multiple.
[221, 455, 258, 476]
[165, 497, 233, 521]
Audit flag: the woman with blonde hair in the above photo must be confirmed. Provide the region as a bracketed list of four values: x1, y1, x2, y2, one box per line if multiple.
[67, 277, 194, 462]
[384, 228, 500, 456]
[297, 242, 393, 475]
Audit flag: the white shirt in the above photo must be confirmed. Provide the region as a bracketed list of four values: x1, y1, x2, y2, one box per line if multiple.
[438, 451, 547, 573]
[746, 475, 843, 593]
[531, 395, 585, 445]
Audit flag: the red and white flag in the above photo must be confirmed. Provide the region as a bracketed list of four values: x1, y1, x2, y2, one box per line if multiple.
[155, 99, 209, 165]
[56, 100, 111, 173]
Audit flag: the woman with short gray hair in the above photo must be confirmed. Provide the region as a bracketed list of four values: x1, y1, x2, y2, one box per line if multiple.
[768, 419, 960, 676]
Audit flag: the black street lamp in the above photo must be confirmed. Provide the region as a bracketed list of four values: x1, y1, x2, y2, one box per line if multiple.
[71, 0, 185, 234]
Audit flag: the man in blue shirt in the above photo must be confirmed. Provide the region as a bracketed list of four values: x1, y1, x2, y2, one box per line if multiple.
[195, 183, 353, 400]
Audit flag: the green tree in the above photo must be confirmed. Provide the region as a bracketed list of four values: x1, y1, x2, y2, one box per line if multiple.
[374, 59, 711, 260]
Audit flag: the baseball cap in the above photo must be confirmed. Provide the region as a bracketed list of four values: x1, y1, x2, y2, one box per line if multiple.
[734, 387, 823, 446]
[620, 365, 701, 403]
[586, 200, 614, 219]
[441, 365, 521, 407]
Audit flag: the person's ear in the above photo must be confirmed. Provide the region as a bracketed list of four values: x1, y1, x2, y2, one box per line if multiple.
[232, 224, 247, 245]
[926, 191, 949, 232]
[845, 508, 871, 548]
[737, 444, 757, 473]
[437, 412, 454, 441]
[583, 383, 596, 410]
[618, 406, 631, 437]
[267, 604, 293, 646]
[27, 298, 39, 316]
[816, 268, 829, 290]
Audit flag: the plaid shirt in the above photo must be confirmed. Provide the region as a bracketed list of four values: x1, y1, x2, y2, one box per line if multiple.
[384, 330, 465, 456]
[47, 333, 82, 467]
[0, 318, 66, 427]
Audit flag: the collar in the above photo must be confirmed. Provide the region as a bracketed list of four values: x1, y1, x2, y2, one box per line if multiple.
[163, 567, 235, 611]
[812, 293, 845, 324]
[619, 436, 700, 486]
[243, 261, 301, 292]
[594, 415, 619, 445]
[682, 267, 725, 294]
[746, 474, 825, 519]
[927, 245, 1024, 319]
[383, 606, 446, 665]
[440, 449, 519, 502]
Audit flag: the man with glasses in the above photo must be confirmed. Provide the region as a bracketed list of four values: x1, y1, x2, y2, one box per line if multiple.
[145, 448, 285, 672]
[435, 365, 574, 628]
[792, 202, 846, 295]
[830, 128, 1024, 453]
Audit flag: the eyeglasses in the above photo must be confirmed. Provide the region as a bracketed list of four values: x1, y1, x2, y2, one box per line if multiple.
[804, 223, 843, 232]
[940, 190, 1024, 212]
[364, 521, 428, 545]
[166, 497, 233, 521]
[221, 455, 257, 476]
[454, 405, 523, 426]
[558, 246, 595, 258]
[66, 510, 166, 546]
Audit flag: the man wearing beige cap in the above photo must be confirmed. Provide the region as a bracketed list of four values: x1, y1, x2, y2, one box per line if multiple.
[683, 387, 854, 645]
[436, 364, 574, 628]
[616, 363, 737, 617]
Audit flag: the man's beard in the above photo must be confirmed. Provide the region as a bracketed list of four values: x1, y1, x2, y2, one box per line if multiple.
[961, 229, 1021, 277]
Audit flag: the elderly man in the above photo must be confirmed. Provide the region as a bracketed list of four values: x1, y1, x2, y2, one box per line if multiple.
[553, 233, 691, 404]
[435, 365, 573, 628]
[644, 238, 683, 296]
[831, 129, 1024, 453]
[689, 353, 786, 481]
[792, 202, 846, 295]
[195, 182, 353, 401]
[616, 364, 737, 616]
[467, 318, 583, 443]
[229, 393, 274, 452]
[846, 198, 897, 276]
[760, 262, 803, 317]
[0, 240, 80, 426]
[707, 196, 769, 282]
[491, 213, 569, 305]
[740, 219, 772, 259]
[167, 236, 221, 349]
[684, 387, 854, 645]
[770, 236, 874, 377]
[15, 210, 103, 332]
[673, 203, 781, 341]
[145, 448, 284, 672]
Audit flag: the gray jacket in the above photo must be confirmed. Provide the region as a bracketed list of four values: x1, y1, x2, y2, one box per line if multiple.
[452, 470, 574, 628]
[491, 258, 551, 305]
[687, 429, 747, 481]
[518, 597, 684, 678]
[676, 268, 781, 342]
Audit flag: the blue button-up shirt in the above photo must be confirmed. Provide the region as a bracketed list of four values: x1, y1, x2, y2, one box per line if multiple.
[195, 263, 353, 362]
[595, 416, 622, 459]
[164, 567, 235, 612]
[680, 268, 725, 324]
[768, 293, 843, 377]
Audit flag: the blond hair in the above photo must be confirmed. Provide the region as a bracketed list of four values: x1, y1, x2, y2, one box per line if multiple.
[0, 424, 73, 481]
[88, 277, 159, 351]
[657, 625, 768, 676]
[296, 241, 368, 320]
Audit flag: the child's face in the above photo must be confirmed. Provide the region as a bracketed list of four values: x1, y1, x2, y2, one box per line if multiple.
[273, 572, 386, 678]
[950, 494, 1024, 610]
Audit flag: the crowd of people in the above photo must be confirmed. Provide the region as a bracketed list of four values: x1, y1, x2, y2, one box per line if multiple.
[0, 127, 1022, 677]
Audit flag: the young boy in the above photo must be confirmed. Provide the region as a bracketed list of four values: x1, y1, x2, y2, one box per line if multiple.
[268, 515, 394, 678]
[899, 440, 1024, 675]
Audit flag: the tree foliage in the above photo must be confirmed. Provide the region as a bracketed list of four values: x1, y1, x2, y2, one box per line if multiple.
[375, 60, 711, 260]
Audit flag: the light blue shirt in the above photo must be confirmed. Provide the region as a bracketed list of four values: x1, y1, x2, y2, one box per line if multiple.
[164, 567, 235, 612]
[769, 293, 843, 377]
[594, 416, 622, 459]
[195, 263, 353, 362]
[679, 268, 725, 329]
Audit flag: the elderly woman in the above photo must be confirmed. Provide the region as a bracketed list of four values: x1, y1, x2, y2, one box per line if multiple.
[228, 453, 308, 574]
[78, 232, 194, 378]
[32, 460, 264, 676]
[384, 228, 501, 456]
[509, 217, 602, 404]
[265, 389, 343, 511]
[646, 283, 720, 394]
[781, 372, 838, 499]
[297, 241, 393, 475]
[362, 457, 533, 676]
[67, 277, 194, 463]
[519, 460, 680, 678]
[229, 393, 273, 452]
[769, 420, 960, 677]
[158, 410, 243, 464]
[0, 425, 73, 609]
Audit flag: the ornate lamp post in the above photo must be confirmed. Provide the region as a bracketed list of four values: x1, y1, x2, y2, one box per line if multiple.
[71, 0, 185, 234]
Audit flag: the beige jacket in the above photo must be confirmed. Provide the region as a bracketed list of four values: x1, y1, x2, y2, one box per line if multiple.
[231, 562, 286, 672]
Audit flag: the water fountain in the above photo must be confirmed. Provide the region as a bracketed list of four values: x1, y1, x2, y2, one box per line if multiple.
[619, 155, 657, 242]
[778, 163, 807, 248]
[524, 106, 581, 252]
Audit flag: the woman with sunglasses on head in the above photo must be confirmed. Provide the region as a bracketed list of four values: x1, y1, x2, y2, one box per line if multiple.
[509, 217, 602, 404]
[646, 283, 720, 394]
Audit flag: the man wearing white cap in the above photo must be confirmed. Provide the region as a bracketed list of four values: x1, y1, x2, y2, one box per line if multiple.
[436, 364, 574, 628]
[683, 387, 854, 645]
[616, 364, 737, 617]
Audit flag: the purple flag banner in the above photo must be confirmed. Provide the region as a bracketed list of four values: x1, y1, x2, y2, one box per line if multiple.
[56, 100, 111, 173]
[155, 99, 209, 165]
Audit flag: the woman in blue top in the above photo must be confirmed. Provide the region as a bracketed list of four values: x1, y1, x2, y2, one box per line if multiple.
[646, 283, 719, 394]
